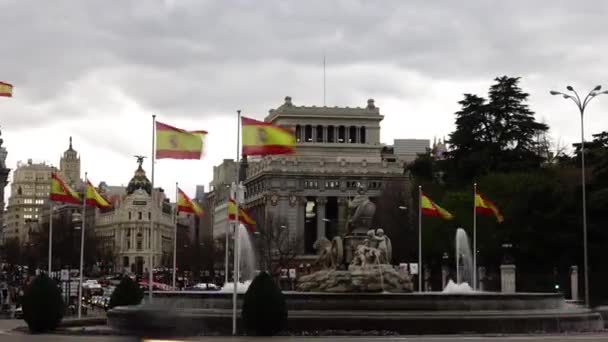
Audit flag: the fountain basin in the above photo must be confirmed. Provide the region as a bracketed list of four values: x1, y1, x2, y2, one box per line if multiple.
[108, 291, 603, 335]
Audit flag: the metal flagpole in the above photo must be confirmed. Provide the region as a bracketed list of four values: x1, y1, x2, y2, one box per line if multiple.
[473, 183, 477, 291]
[232, 109, 241, 336]
[418, 185, 422, 292]
[149, 114, 156, 300]
[48, 202, 54, 275]
[78, 172, 87, 319]
[173, 182, 178, 289]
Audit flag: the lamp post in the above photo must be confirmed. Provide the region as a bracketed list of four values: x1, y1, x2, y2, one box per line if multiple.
[550, 85, 607, 307]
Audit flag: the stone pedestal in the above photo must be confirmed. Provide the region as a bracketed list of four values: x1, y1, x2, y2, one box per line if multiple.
[478, 267, 486, 292]
[500, 264, 516, 293]
[570, 265, 579, 301]
[424, 267, 432, 292]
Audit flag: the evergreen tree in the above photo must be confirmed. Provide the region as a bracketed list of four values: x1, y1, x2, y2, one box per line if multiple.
[446, 76, 548, 183]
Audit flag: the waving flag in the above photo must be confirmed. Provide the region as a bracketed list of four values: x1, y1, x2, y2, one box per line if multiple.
[156, 121, 207, 159]
[228, 198, 256, 231]
[0, 81, 13, 97]
[50, 173, 81, 204]
[177, 188, 203, 216]
[475, 192, 504, 223]
[85, 180, 111, 208]
[241, 116, 295, 156]
[420, 192, 454, 220]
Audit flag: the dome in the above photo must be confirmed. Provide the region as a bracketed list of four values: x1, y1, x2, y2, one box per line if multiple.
[127, 163, 152, 195]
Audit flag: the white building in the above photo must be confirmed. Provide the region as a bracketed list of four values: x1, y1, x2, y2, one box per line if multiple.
[95, 160, 175, 275]
[392, 139, 431, 162]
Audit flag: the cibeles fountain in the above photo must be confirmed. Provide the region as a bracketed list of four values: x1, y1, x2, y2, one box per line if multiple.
[108, 186, 603, 335]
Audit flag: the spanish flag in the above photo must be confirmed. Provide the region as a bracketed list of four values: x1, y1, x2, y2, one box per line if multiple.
[85, 180, 111, 208]
[228, 198, 256, 229]
[241, 116, 295, 156]
[177, 188, 203, 216]
[0, 81, 13, 97]
[156, 121, 207, 159]
[475, 192, 504, 223]
[421, 192, 454, 220]
[50, 173, 81, 204]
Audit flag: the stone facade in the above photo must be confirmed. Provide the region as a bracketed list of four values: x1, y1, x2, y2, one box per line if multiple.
[3, 160, 56, 244]
[241, 97, 408, 255]
[0, 128, 9, 238]
[95, 162, 175, 274]
[59, 137, 81, 188]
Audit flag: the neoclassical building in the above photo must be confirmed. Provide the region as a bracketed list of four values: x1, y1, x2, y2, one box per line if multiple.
[95, 160, 175, 274]
[241, 96, 408, 255]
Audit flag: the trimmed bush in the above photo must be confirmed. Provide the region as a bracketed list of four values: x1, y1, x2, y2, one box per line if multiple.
[22, 274, 64, 333]
[242, 272, 288, 336]
[108, 276, 144, 309]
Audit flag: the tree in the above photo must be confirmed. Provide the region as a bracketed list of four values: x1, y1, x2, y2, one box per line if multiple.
[1, 238, 21, 265]
[23, 274, 64, 333]
[446, 76, 549, 183]
[256, 214, 299, 279]
[241, 271, 287, 336]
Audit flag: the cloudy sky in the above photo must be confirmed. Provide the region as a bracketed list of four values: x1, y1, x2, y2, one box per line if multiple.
[1, 0, 607, 203]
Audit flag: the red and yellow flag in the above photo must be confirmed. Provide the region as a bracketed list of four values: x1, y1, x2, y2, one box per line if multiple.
[241, 116, 295, 156]
[50, 173, 81, 204]
[228, 198, 256, 229]
[156, 121, 207, 159]
[421, 192, 454, 220]
[475, 192, 504, 223]
[0, 81, 13, 97]
[177, 188, 203, 216]
[85, 180, 111, 208]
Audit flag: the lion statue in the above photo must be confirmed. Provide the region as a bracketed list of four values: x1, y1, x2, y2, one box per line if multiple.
[313, 237, 334, 269]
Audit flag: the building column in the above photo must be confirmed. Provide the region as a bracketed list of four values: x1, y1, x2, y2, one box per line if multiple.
[500, 264, 516, 293]
[296, 197, 306, 254]
[570, 265, 579, 301]
[337, 197, 348, 236]
[311, 126, 316, 143]
[316, 197, 327, 239]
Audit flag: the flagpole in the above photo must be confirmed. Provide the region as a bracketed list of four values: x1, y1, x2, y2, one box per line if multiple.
[149, 114, 156, 300]
[473, 183, 477, 291]
[173, 182, 178, 290]
[78, 173, 87, 319]
[232, 109, 241, 336]
[47, 202, 54, 275]
[418, 185, 422, 292]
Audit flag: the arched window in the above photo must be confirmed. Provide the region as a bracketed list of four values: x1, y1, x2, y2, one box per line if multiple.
[338, 126, 346, 143]
[349, 126, 357, 143]
[295, 125, 301, 142]
[304, 125, 313, 142]
[316, 125, 324, 142]
[360, 126, 366, 144]
[327, 125, 335, 143]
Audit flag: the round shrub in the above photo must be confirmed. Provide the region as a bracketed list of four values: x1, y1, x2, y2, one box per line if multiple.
[109, 276, 144, 309]
[242, 271, 288, 336]
[22, 274, 64, 333]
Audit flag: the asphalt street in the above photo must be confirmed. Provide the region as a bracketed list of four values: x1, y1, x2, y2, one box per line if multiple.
[3, 334, 608, 342]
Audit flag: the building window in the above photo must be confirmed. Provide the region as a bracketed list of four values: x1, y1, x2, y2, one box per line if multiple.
[123, 257, 129, 267]
[304, 180, 318, 189]
[35, 199, 44, 204]
[325, 181, 340, 189]
[138, 212, 142, 220]
[316, 125, 324, 142]
[360, 126, 366, 144]
[148, 212, 151, 220]
[304, 125, 312, 142]
[23, 199, 33, 204]
[128, 212, 132, 220]
[327, 125, 335, 143]
[338, 126, 345, 143]
[295, 125, 301, 142]
[349, 126, 357, 143]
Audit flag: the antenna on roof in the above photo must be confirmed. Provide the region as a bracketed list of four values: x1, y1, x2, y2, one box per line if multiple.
[323, 55, 326, 106]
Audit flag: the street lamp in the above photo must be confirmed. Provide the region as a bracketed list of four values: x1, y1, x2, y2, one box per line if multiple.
[398, 206, 408, 210]
[550, 85, 606, 307]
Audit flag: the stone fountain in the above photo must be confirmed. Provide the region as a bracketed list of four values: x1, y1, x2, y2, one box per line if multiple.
[108, 187, 604, 335]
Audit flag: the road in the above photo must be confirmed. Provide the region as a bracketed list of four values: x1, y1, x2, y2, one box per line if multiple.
[2, 334, 608, 342]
